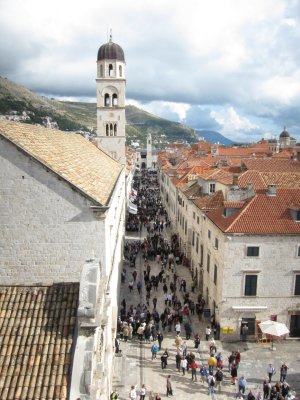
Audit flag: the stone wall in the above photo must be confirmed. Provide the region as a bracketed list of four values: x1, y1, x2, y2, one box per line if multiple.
[0, 139, 106, 284]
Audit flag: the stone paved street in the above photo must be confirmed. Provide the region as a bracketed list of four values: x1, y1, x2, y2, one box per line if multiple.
[113, 225, 300, 400]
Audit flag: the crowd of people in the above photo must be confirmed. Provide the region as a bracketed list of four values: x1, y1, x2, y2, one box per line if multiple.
[111, 169, 295, 400]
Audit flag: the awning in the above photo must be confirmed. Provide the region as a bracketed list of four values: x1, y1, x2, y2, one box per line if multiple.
[128, 206, 137, 214]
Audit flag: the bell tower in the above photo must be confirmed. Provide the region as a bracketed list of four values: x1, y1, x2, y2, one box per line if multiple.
[96, 34, 126, 165]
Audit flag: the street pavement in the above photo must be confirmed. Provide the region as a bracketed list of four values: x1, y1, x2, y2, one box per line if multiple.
[113, 226, 300, 400]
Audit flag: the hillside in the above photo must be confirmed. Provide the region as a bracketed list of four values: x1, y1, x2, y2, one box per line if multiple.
[0, 77, 198, 147]
[195, 129, 234, 146]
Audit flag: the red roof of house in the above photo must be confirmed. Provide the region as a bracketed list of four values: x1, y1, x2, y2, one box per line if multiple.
[242, 158, 300, 172]
[207, 188, 300, 234]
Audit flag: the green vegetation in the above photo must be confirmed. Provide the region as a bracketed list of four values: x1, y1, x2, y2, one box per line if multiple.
[0, 77, 198, 146]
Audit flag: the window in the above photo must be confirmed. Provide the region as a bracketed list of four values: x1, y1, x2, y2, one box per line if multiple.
[197, 216, 200, 224]
[119, 65, 122, 77]
[214, 265, 218, 285]
[214, 238, 219, 250]
[208, 230, 211, 239]
[196, 236, 199, 254]
[193, 212, 195, 220]
[295, 275, 300, 295]
[297, 211, 300, 221]
[109, 64, 113, 76]
[298, 246, 300, 257]
[244, 275, 257, 296]
[210, 183, 216, 193]
[207, 253, 210, 273]
[247, 246, 259, 257]
[112, 94, 118, 106]
[192, 231, 195, 246]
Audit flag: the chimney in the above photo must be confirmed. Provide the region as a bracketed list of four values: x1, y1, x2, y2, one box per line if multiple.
[267, 184, 277, 196]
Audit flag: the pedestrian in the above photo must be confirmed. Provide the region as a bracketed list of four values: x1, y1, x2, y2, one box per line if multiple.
[157, 331, 163, 350]
[207, 372, 215, 396]
[148, 391, 154, 400]
[166, 375, 173, 397]
[151, 342, 159, 360]
[140, 384, 146, 400]
[180, 356, 187, 375]
[267, 363, 276, 383]
[200, 364, 209, 385]
[215, 368, 223, 392]
[154, 394, 161, 400]
[280, 363, 288, 382]
[129, 385, 137, 400]
[238, 376, 247, 394]
[247, 389, 255, 400]
[194, 333, 201, 349]
[231, 362, 238, 385]
[161, 349, 169, 369]
[262, 379, 270, 399]
[129, 280, 134, 292]
[189, 359, 199, 381]
[175, 321, 181, 336]
[137, 280, 142, 294]
[110, 390, 119, 399]
[208, 355, 216, 374]
[235, 349, 241, 369]
[205, 325, 211, 340]
[115, 337, 120, 354]
[175, 351, 181, 371]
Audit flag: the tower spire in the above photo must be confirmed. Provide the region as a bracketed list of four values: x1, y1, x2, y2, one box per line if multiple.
[109, 28, 112, 43]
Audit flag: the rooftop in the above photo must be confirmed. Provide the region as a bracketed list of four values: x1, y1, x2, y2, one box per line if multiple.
[0, 284, 79, 400]
[0, 120, 123, 206]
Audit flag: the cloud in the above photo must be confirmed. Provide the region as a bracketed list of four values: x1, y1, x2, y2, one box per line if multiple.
[0, 0, 300, 141]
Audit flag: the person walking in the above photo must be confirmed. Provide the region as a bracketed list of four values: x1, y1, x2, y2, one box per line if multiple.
[161, 349, 169, 369]
[267, 363, 276, 383]
[231, 362, 238, 385]
[189, 359, 199, 381]
[157, 331, 164, 350]
[200, 365, 209, 385]
[207, 372, 215, 396]
[129, 385, 137, 400]
[206, 326, 211, 340]
[280, 363, 288, 382]
[238, 376, 247, 394]
[140, 384, 146, 400]
[180, 356, 187, 375]
[151, 342, 159, 360]
[215, 368, 223, 393]
[166, 375, 173, 397]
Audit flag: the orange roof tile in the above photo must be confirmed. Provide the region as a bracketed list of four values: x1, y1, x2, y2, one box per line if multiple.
[0, 284, 79, 400]
[207, 189, 300, 234]
[242, 158, 300, 172]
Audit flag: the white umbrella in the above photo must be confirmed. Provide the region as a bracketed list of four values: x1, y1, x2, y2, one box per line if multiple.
[258, 320, 289, 349]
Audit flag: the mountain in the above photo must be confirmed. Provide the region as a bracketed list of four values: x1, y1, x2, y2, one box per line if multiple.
[0, 77, 198, 147]
[195, 129, 234, 146]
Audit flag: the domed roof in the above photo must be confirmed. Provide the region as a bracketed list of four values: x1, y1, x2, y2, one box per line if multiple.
[97, 36, 125, 62]
[280, 127, 290, 138]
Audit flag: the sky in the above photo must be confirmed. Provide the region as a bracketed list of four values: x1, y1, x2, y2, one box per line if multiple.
[1, 0, 300, 143]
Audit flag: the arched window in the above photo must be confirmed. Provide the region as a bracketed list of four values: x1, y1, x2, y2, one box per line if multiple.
[104, 93, 110, 107]
[109, 64, 113, 77]
[119, 65, 122, 77]
[100, 65, 103, 77]
[106, 124, 109, 136]
[114, 124, 117, 136]
[110, 123, 113, 136]
[112, 94, 118, 106]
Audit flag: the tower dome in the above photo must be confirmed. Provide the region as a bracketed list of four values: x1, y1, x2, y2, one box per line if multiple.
[280, 127, 290, 138]
[97, 35, 125, 62]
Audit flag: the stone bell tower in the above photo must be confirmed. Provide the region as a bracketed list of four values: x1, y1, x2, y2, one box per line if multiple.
[96, 34, 126, 165]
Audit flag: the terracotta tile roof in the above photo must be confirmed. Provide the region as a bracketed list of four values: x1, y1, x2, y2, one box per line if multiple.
[239, 170, 300, 191]
[223, 201, 245, 208]
[272, 149, 294, 158]
[207, 189, 300, 234]
[242, 158, 300, 173]
[192, 190, 224, 210]
[0, 120, 123, 206]
[180, 182, 202, 199]
[0, 284, 79, 400]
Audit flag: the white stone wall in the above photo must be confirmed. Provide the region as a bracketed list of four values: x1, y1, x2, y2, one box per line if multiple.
[0, 139, 105, 284]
